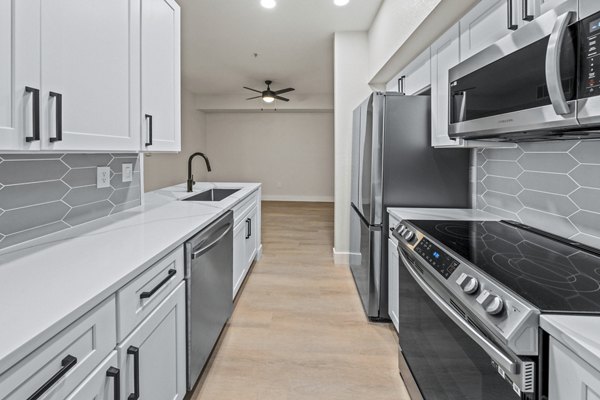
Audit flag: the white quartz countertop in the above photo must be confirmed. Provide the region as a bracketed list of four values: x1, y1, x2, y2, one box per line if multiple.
[388, 207, 500, 221]
[541, 315, 600, 372]
[0, 181, 260, 374]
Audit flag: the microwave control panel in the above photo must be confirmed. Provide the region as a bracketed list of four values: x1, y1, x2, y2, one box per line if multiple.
[415, 238, 460, 280]
[580, 12, 600, 98]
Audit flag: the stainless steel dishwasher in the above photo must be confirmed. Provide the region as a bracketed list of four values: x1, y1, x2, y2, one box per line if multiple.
[185, 210, 233, 390]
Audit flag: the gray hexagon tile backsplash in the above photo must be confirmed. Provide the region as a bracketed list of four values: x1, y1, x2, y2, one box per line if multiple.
[0, 153, 140, 250]
[475, 140, 600, 249]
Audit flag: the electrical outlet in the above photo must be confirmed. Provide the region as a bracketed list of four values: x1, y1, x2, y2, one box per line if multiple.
[122, 163, 133, 183]
[97, 167, 111, 189]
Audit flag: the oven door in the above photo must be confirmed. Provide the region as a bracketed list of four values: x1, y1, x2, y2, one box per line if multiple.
[397, 248, 534, 400]
[448, 1, 578, 141]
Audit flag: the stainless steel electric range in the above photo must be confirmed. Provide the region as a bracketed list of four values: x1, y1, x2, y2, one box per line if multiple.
[393, 219, 600, 400]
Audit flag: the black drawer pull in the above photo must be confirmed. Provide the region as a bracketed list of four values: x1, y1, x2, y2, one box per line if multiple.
[245, 218, 251, 239]
[140, 269, 176, 299]
[145, 114, 153, 146]
[49, 91, 63, 142]
[25, 87, 40, 142]
[27, 355, 77, 400]
[106, 366, 121, 400]
[522, 0, 533, 21]
[507, 0, 518, 30]
[127, 346, 140, 400]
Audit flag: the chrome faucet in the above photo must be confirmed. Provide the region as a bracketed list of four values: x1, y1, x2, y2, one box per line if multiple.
[187, 152, 212, 192]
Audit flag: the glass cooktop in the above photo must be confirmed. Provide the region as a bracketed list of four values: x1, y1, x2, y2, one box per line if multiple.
[407, 220, 600, 314]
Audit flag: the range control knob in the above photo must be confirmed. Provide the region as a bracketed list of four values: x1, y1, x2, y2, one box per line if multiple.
[397, 224, 407, 235]
[476, 290, 504, 315]
[456, 273, 479, 295]
[403, 230, 415, 241]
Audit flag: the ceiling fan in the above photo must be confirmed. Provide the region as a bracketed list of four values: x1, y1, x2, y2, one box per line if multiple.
[244, 80, 295, 103]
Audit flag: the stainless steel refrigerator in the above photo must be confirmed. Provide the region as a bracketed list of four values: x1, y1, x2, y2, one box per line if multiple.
[349, 92, 470, 320]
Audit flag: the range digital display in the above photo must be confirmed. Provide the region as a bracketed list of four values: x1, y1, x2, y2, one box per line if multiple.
[415, 238, 459, 280]
[590, 18, 600, 33]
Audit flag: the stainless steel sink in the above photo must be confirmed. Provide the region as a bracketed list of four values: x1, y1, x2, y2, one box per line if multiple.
[183, 188, 240, 202]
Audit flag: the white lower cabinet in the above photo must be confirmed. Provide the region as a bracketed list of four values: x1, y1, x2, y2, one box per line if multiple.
[65, 352, 120, 400]
[549, 338, 600, 400]
[233, 218, 247, 298]
[0, 297, 116, 400]
[118, 281, 187, 400]
[232, 191, 262, 299]
[244, 206, 258, 268]
[387, 238, 400, 333]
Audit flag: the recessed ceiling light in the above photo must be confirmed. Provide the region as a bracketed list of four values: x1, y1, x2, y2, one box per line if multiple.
[261, 0, 276, 9]
[334, 0, 349, 6]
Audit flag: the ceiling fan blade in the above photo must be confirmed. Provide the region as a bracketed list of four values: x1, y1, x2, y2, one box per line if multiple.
[243, 87, 262, 93]
[274, 88, 295, 95]
[274, 96, 290, 102]
[246, 95, 262, 100]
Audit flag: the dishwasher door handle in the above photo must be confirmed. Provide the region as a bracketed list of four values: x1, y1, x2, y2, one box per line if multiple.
[191, 224, 233, 259]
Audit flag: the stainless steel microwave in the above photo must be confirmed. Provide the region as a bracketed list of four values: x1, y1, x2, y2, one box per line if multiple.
[449, 0, 600, 141]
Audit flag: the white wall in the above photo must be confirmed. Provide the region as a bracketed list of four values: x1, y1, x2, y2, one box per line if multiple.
[368, 0, 441, 80]
[205, 112, 334, 202]
[195, 93, 333, 112]
[367, 0, 477, 85]
[333, 32, 371, 260]
[144, 88, 208, 192]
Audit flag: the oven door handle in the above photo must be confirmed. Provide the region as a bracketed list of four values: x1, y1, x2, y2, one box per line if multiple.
[398, 248, 519, 375]
[545, 11, 575, 115]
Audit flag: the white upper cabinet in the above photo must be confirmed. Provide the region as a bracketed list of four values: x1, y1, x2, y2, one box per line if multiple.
[0, 0, 42, 151]
[141, 0, 181, 152]
[539, 0, 569, 15]
[41, 0, 140, 152]
[431, 24, 464, 148]
[460, 0, 542, 62]
[0, 0, 181, 153]
[460, 0, 515, 61]
[386, 48, 431, 95]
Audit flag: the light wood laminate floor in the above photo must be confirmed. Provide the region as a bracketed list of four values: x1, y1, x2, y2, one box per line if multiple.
[190, 201, 410, 400]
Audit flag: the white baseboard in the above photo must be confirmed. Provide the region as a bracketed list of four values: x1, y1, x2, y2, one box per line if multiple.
[332, 248, 350, 265]
[262, 195, 334, 202]
[256, 244, 263, 261]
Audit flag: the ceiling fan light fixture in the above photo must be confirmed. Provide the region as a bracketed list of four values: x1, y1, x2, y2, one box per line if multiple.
[334, 0, 349, 6]
[261, 0, 277, 9]
[263, 95, 275, 103]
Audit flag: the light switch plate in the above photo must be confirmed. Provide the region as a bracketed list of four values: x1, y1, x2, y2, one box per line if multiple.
[122, 163, 133, 183]
[97, 167, 111, 189]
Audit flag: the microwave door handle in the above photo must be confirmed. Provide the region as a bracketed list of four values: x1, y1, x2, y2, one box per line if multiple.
[398, 248, 519, 375]
[545, 11, 575, 115]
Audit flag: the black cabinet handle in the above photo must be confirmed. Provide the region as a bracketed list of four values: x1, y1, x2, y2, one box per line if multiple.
[398, 75, 406, 95]
[49, 91, 63, 142]
[106, 366, 121, 400]
[522, 0, 533, 21]
[140, 269, 176, 299]
[507, 0, 518, 30]
[25, 87, 40, 142]
[245, 218, 252, 239]
[145, 114, 153, 146]
[27, 355, 77, 400]
[127, 346, 140, 400]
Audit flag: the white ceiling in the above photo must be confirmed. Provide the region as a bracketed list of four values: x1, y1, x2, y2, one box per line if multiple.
[177, 0, 383, 96]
